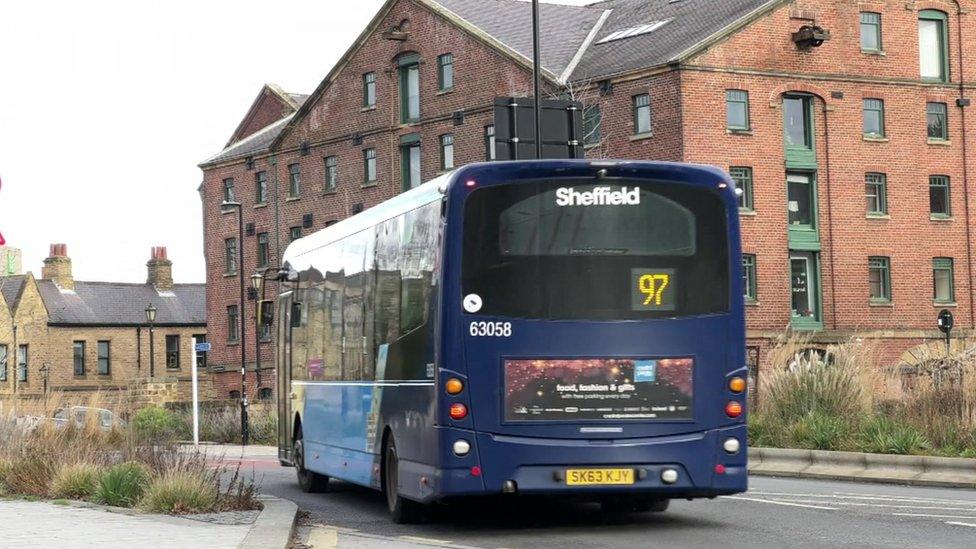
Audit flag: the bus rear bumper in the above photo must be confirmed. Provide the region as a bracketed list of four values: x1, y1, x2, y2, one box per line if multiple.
[433, 425, 746, 500]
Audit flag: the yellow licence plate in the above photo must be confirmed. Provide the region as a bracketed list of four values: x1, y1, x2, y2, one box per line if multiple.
[565, 468, 635, 486]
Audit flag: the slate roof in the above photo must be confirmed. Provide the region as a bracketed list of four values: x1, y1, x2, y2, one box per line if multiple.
[36, 280, 206, 326]
[572, 0, 779, 81]
[0, 275, 25, 311]
[431, 0, 608, 78]
[288, 93, 310, 107]
[201, 114, 294, 167]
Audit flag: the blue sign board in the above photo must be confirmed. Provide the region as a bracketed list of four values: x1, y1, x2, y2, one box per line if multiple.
[194, 342, 212, 352]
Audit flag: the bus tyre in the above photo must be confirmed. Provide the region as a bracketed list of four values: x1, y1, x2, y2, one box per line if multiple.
[633, 497, 670, 513]
[294, 437, 329, 493]
[383, 438, 423, 524]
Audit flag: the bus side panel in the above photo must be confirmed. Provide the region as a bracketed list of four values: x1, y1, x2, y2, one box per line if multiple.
[302, 384, 375, 488]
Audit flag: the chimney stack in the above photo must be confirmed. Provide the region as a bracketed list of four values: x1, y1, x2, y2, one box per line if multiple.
[147, 246, 174, 293]
[42, 243, 74, 291]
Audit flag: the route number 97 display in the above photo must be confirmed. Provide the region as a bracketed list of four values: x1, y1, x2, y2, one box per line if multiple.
[469, 321, 512, 337]
[631, 268, 677, 312]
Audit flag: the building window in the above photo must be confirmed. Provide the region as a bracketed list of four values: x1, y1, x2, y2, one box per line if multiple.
[73, 341, 85, 376]
[787, 172, 815, 228]
[440, 134, 454, 171]
[726, 90, 750, 131]
[260, 316, 272, 341]
[254, 171, 267, 204]
[927, 102, 948, 140]
[363, 72, 376, 108]
[290, 226, 302, 241]
[0, 344, 7, 382]
[791, 252, 821, 323]
[783, 96, 812, 149]
[930, 175, 951, 216]
[401, 143, 421, 191]
[919, 10, 949, 82]
[583, 104, 602, 146]
[229, 390, 241, 400]
[256, 232, 269, 268]
[485, 125, 496, 160]
[193, 334, 207, 368]
[165, 335, 180, 370]
[860, 12, 882, 52]
[865, 173, 888, 215]
[324, 156, 338, 192]
[97, 341, 110, 375]
[16, 345, 27, 382]
[438, 53, 454, 91]
[363, 148, 377, 184]
[633, 93, 651, 135]
[742, 254, 757, 302]
[933, 257, 955, 303]
[288, 163, 301, 198]
[224, 237, 237, 274]
[258, 387, 273, 400]
[730, 167, 753, 211]
[868, 256, 892, 303]
[400, 60, 421, 123]
[863, 99, 885, 138]
[227, 305, 239, 344]
[222, 178, 235, 203]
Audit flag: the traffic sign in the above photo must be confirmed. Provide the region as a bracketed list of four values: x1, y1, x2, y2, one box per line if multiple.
[195, 342, 212, 352]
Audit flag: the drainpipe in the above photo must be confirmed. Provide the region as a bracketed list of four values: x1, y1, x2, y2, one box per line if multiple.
[952, 2, 975, 329]
[821, 99, 837, 330]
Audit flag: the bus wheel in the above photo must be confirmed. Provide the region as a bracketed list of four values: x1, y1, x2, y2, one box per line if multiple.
[294, 436, 329, 493]
[383, 438, 423, 524]
[633, 497, 670, 513]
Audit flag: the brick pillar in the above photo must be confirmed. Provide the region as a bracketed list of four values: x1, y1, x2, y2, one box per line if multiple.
[41, 243, 74, 291]
[147, 246, 173, 292]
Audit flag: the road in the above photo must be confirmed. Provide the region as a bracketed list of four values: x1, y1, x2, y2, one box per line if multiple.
[219, 447, 976, 548]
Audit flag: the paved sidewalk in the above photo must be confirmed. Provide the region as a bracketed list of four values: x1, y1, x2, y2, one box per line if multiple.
[0, 501, 251, 549]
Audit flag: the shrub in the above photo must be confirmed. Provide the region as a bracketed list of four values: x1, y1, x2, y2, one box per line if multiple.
[760, 362, 869, 425]
[140, 471, 217, 514]
[133, 406, 181, 443]
[50, 463, 102, 500]
[95, 462, 149, 507]
[4, 457, 55, 497]
[860, 417, 930, 455]
[791, 412, 852, 451]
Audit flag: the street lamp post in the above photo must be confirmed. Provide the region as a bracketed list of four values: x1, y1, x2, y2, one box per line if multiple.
[223, 200, 249, 446]
[531, 0, 542, 159]
[251, 272, 264, 397]
[145, 303, 157, 377]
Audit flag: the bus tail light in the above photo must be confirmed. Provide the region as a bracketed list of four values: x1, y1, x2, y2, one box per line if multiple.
[449, 403, 468, 420]
[728, 377, 746, 394]
[453, 439, 471, 456]
[725, 401, 743, 419]
[445, 378, 464, 395]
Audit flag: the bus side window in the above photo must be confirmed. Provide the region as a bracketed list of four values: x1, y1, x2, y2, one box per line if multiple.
[342, 231, 367, 381]
[374, 215, 403, 373]
[400, 203, 438, 333]
[323, 241, 344, 381]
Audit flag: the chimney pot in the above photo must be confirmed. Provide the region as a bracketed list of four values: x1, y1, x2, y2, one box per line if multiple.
[43, 243, 74, 290]
[147, 246, 174, 292]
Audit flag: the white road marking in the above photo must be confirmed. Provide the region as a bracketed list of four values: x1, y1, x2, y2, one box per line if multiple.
[893, 513, 976, 519]
[723, 496, 837, 510]
[763, 498, 976, 512]
[751, 491, 976, 505]
[945, 521, 976, 528]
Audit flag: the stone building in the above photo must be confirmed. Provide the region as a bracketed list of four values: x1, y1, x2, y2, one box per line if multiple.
[200, 0, 976, 397]
[0, 245, 210, 401]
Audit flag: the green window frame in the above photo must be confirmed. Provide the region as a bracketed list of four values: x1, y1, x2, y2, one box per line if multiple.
[398, 55, 421, 123]
[730, 167, 754, 211]
[222, 177, 235, 203]
[227, 305, 239, 344]
[401, 142, 421, 192]
[288, 164, 301, 198]
[363, 148, 377, 184]
[324, 156, 338, 192]
[929, 175, 951, 217]
[485, 125, 496, 160]
[865, 173, 887, 215]
[927, 102, 948, 140]
[742, 254, 757, 302]
[633, 93, 651, 135]
[290, 226, 302, 242]
[860, 12, 882, 52]
[933, 257, 955, 303]
[919, 10, 949, 82]
[224, 237, 237, 275]
[97, 341, 110, 376]
[783, 95, 816, 168]
[863, 99, 885, 138]
[438, 53, 454, 91]
[583, 104, 602, 146]
[256, 232, 269, 268]
[868, 256, 892, 303]
[726, 90, 750, 131]
[254, 171, 268, 204]
[363, 72, 376, 108]
[73, 341, 85, 376]
[440, 134, 454, 170]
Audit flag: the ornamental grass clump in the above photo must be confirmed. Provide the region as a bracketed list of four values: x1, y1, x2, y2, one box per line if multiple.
[859, 417, 930, 455]
[94, 461, 149, 508]
[140, 470, 218, 514]
[50, 463, 103, 500]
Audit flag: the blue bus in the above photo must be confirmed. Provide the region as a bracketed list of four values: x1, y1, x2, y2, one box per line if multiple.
[275, 160, 747, 522]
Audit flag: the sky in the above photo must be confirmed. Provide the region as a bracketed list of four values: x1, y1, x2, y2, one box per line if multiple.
[0, 0, 593, 283]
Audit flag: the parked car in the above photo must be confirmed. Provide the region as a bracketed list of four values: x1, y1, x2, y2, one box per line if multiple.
[53, 406, 126, 431]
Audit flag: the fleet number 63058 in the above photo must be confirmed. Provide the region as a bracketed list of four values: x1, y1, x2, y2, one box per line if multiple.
[469, 321, 513, 337]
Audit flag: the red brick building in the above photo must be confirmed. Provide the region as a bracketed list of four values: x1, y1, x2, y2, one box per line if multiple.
[200, 0, 976, 398]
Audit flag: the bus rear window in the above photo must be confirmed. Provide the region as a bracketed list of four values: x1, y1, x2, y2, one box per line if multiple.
[462, 180, 729, 320]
